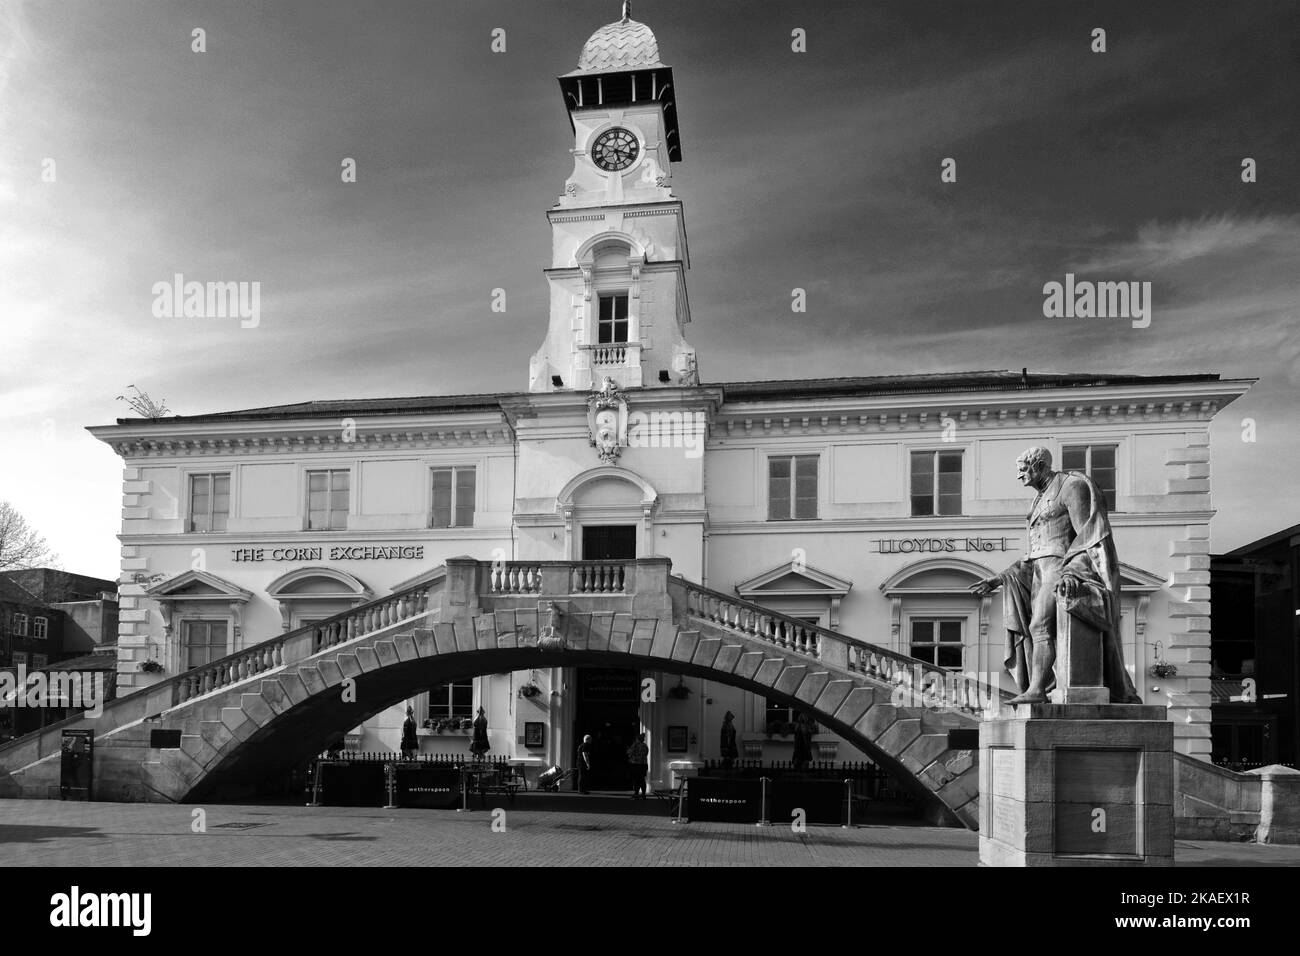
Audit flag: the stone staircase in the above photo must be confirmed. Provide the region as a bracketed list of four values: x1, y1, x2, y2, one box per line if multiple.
[0, 559, 1005, 827]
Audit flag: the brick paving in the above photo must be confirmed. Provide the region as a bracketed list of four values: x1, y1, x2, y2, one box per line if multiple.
[1, 796, 1297, 866]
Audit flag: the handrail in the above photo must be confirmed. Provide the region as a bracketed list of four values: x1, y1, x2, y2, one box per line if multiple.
[173, 576, 441, 706]
[0, 571, 447, 760]
[669, 575, 1012, 712]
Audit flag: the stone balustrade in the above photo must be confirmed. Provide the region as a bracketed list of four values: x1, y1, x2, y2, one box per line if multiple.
[173, 581, 438, 705]
[670, 576, 1010, 715]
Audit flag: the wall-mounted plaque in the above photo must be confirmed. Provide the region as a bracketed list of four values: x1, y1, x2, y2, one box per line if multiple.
[666, 725, 688, 753]
[524, 722, 545, 749]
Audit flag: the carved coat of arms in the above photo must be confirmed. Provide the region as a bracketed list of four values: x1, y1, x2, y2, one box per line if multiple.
[587, 376, 628, 464]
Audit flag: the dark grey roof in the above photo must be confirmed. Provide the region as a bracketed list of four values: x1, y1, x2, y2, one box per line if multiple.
[0, 576, 44, 608]
[1224, 523, 1300, 558]
[715, 371, 1224, 402]
[104, 371, 1226, 427]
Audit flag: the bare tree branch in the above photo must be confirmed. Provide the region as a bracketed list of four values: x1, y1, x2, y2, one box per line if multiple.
[0, 502, 57, 572]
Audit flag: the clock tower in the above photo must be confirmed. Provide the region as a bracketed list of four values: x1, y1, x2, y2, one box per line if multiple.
[528, 3, 698, 393]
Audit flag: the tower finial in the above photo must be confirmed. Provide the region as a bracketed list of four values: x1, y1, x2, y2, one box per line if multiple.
[621, 1, 631, 23]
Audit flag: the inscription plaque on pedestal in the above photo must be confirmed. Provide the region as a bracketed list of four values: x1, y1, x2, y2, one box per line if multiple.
[988, 748, 1023, 846]
[1054, 748, 1141, 857]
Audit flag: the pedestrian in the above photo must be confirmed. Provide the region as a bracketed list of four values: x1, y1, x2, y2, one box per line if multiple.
[469, 706, 490, 759]
[720, 711, 739, 770]
[792, 713, 814, 771]
[400, 705, 418, 759]
[626, 732, 649, 799]
[577, 734, 594, 794]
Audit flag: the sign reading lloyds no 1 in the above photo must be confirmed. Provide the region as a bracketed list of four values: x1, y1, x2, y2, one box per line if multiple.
[232, 546, 425, 562]
[873, 537, 1013, 554]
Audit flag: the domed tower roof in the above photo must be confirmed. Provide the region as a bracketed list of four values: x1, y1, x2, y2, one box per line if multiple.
[557, 3, 682, 162]
[574, 5, 664, 73]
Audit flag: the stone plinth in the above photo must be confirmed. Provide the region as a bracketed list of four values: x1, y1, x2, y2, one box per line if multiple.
[1052, 604, 1108, 705]
[979, 704, 1173, 866]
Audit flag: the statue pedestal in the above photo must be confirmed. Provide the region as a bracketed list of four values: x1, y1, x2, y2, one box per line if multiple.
[979, 704, 1174, 867]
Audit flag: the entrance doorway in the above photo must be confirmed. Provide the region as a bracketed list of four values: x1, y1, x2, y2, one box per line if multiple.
[581, 524, 637, 560]
[573, 667, 641, 791]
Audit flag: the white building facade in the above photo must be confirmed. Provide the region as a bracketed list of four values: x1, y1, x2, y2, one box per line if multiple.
[90, 11, 1251, 787]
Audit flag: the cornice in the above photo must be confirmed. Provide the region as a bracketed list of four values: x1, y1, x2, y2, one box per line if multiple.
[90, 415, 516, 459]
[717, 382, 1253, 429]
[705, 512, 1215, 535]
[118, 527, 512, 546]
[712, 382, 1251, 439]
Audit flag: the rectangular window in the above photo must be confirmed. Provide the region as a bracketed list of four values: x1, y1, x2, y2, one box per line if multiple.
[32, 653, 47, 669]
[764, 696, 818, 734]
[427, 681, 473, 720]
[12, 651, 27, 667]
[1061, 444, 1118, 512]
[188, 473, 231, 532]
[910, 450, 963, 516]
[13, 613, 28, 637]
[32, 617, 48, 640]
[182, 620, 228, 670]
[430, 467, 476, 528]
[307, 469, 350, 531]
[597, 293, 630, 344]
[910, 618, 964, 670]
[768, 455, 818, 520]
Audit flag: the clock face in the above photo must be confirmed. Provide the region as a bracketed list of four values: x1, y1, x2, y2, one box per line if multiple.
[591, 127, 640, 172]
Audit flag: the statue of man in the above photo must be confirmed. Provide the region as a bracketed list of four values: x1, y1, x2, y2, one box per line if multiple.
[970, 446, 1141, 705]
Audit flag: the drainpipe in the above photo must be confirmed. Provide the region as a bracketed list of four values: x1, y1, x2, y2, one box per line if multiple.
[701, 529, 709, 589]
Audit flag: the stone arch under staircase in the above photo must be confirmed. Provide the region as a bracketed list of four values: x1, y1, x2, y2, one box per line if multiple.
[0, 559, 1004, 828]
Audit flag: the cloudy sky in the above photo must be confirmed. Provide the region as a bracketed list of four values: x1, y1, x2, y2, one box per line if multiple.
[1, 0, 1297, 578]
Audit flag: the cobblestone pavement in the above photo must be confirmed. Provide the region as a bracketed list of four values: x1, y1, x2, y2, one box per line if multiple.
[1, 797, 1298, 866]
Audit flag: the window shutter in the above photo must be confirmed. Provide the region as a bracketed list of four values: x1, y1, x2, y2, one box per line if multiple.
[431, 469, 452, 527]
[454, 468, 476, 527]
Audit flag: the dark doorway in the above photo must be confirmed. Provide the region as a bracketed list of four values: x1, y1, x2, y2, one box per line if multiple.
[573, 667, 641, 791]
[581, 524, 636, 560]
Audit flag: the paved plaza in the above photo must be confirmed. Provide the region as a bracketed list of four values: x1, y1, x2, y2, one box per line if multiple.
[2, 795, 1298, 866]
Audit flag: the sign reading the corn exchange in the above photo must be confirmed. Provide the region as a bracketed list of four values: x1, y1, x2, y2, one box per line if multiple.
[872, 537, 1013, 554]
[231, 545, 425, 562]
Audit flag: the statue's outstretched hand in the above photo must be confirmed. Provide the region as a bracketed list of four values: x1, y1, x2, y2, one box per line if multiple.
[969, 576, 1002, 597]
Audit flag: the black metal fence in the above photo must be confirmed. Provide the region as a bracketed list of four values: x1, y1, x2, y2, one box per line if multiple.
[305, 753, 513, 808]
[317, 751, 511, 767]
[1213, 759, 1298, 773]
[698, 758, 913, 803]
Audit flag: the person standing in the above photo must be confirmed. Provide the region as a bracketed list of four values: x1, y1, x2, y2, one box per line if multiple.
[400, 705, 418, 759]
[720, 711, 739, 770]
[626, 732, 649, 799]
[791, 713, 813, 771]
[577, 734, 594, 794]
[469, 706, 491, 759]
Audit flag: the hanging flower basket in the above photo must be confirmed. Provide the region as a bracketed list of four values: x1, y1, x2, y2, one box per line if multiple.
[1148, 662, 1178, 679]
[518, 683, 541, 699]
[139, 660, 164, 674]
[667, 681, 692, 700]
